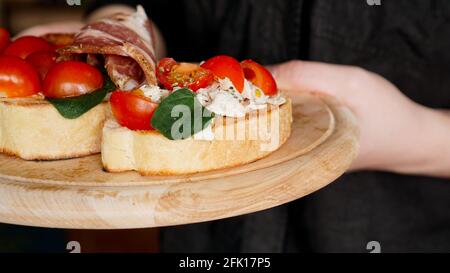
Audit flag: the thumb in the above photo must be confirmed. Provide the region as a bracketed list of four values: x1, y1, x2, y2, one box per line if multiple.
[267, 60, 358, 100]
[14, 21, 83, 39]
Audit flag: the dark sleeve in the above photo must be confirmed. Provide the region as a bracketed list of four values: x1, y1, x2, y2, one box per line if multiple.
[145, 0, 231, 61]
[84, 0, 228, 62]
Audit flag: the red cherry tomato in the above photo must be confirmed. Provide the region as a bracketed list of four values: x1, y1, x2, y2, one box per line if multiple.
[0, 55, 41, 98]
[4, 36, 54, 59]
[201, 55, 245, 92]
[0, 28, 10, 53]
[25, 50, 57, 80]
[156, 57, 214, 91]
[110, 91, 158, 131]
[43, 61, 103, 98]
[240, 59, 278, 96]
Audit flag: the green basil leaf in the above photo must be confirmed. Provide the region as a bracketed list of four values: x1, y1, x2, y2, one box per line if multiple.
[47, 71, 116, 119]
[151, 88, 214, 140]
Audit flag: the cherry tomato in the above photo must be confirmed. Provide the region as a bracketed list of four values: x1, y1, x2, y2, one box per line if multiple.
[240, 59, 278, 96]
[25, 50, 57, 80]
[0, 28, 10, 53]
[201, 55, 245, 92]
[156, 57, 214, 91]
[4, 36, 54, 59]
[110, 91, 158, 131]
[0, 55, 41, 98]
[43, 61, 103, 98]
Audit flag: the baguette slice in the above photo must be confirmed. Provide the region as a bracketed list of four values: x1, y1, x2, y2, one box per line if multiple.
[0, 97, 107, 160]
[102, 99, 292, 175]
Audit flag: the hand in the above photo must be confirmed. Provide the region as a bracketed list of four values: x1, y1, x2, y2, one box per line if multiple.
[15, 5, 167, 60]
[269, 60, 450, 176]
[14, 4, 134, 38]
[15, 21, 84, 38]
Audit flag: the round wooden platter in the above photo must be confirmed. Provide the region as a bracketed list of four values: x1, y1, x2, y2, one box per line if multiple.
[0, 92, 359, 229]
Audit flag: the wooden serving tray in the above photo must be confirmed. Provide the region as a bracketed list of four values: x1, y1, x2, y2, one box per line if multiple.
[0, 92, 358, 229]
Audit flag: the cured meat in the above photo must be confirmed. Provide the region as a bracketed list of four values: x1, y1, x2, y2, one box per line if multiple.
[86, 54, 101, 67]
[58, 5, 157, 89]
[105, 55, 144, 90]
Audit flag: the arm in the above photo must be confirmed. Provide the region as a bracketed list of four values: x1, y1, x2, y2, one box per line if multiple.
[411, 108, 450, 177]
[270, 61, 450, 178]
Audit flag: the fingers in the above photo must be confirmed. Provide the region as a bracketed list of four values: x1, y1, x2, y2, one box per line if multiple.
[268, 60, 361, 98]
[14, 21, 84, 39]
[87, 4, 135, 23]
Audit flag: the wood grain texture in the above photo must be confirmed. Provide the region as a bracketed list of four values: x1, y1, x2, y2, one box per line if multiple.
[0, 92, 358, 229]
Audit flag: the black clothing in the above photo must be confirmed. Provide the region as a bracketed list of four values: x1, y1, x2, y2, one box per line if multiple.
[87, 0, 450, 252]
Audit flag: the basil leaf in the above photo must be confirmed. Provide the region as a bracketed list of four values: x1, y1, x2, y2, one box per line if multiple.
[47, 72, 116, 119]
[151, 88, 214, 140]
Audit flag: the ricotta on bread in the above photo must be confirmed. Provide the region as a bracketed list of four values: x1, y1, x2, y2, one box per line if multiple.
[101, 98, 292, 175]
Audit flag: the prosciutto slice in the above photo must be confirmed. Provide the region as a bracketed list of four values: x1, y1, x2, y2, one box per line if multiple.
[104, 55, 144, 90]
[58, 5, 157, 89]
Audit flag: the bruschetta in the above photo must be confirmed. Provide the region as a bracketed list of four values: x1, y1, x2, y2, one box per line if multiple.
[102, 55, 292, 175]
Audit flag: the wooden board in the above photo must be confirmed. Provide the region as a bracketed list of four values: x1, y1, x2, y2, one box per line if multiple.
[0, 92, 359, 229]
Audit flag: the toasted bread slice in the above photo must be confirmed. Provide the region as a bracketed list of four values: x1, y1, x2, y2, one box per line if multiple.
[102, 99, 292, 175]
[0, 97, 107, 160]
[41, 33, 75, 47]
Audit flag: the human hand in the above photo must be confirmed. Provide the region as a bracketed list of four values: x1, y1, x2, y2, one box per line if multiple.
[268, 60, 448, 175]
[14, 4, 134, 38]
[14, 21, 84, 38]
[14, 5, 166, 60]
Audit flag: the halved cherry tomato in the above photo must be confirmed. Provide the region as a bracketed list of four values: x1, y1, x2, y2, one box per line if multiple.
[240, 59, 277, 96]
[0, 55, 41, 98]
[0, 28, 10, 53]
[156, 57, 214, 91]
[201, 55, 245, 92]
[43, 60, 103, 98]
[110, 91, 158, 131]
[25, 50, 57, 80]
[4, 36, 54, 59]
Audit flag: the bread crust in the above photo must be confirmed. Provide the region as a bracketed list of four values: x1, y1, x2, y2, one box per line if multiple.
[0, 97, 107, 160]
[102, 99, 292, 175]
